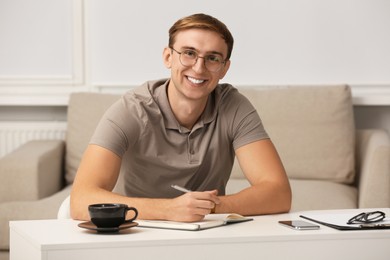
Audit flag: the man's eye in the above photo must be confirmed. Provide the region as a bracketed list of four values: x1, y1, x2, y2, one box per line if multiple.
[183, 50, 197, 58]
[207, 55, 222, 63]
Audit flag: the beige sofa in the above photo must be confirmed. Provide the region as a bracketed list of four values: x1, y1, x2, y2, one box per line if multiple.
[1, 85, 389, 252]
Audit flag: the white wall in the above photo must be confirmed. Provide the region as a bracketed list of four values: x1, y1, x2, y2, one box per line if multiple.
[0, 0, 83, 90]
[0, 0, 389, 94]
[0, 0, 73, 77]
[88, 0, 390, 86]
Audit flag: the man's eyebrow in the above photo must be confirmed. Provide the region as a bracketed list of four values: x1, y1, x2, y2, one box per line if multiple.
[180, 46, 224, 57]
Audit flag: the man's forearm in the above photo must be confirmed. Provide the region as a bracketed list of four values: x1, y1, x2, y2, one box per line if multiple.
[70, 187, 171, 221]
[215, 182, 292, 216]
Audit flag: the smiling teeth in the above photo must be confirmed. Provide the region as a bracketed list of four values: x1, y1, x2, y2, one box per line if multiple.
[188, 77, 204, 84]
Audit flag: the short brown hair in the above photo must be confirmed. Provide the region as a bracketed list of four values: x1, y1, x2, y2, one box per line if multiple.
[168, 13, 234, 60]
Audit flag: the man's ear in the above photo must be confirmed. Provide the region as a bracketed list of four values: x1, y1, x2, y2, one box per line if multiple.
[162, 47, 172, 69]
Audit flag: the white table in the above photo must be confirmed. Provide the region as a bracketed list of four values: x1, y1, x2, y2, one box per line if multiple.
[10, 208, 390, 260]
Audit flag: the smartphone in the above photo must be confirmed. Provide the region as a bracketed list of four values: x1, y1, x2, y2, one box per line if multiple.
[278, 220, 320, 230]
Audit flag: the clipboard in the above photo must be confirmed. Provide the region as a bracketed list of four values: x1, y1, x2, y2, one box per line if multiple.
[300, 215, 390, 230]
[299, 211, 390, 231]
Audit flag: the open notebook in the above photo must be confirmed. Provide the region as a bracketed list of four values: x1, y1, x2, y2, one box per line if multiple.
[137, 214, 253, 231]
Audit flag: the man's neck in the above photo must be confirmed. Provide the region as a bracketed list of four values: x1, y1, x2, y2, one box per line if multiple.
[167, 86, 208, 130]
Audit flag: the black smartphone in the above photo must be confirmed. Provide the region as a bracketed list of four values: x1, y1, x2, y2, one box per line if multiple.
[278, 220, 320, 230]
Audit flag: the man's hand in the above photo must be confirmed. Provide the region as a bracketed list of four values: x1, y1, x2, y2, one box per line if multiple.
[168, 190, 220, 222]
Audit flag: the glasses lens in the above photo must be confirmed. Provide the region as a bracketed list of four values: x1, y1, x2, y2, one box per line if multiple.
[347, 213, 365, 224]
[365, 211, 385, 222]
[204, 55, 224, 72]
[179, 50, 197, 67]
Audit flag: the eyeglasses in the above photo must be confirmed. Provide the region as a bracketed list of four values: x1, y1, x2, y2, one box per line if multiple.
[170, 47, 226, 72]
[347, 211, 385, 225]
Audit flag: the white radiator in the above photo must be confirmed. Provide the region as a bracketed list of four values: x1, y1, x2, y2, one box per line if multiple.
[0, 121, 67, 157]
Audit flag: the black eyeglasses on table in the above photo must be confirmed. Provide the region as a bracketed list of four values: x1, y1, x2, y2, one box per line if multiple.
[347, 211, 385, 225]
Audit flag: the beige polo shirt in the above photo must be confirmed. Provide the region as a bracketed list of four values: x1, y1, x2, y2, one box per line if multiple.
[90, 79, 269, 198]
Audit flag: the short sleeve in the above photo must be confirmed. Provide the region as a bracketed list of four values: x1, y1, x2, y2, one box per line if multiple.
[90, 96, 144, 157]
[221, 89, 269, 150]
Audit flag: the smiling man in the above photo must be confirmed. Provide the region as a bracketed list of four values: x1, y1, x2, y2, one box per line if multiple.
[71, 13, 291, 222]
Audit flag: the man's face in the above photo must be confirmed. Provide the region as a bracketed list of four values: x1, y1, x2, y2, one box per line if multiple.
[163, 29, 230, 103]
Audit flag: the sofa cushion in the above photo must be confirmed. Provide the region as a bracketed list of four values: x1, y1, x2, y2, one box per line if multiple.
[288, 179, 358, 211]
[239, 85, 355, 184]
[65, 93, 120, 184]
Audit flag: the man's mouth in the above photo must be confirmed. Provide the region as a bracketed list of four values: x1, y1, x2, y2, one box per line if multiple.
[187, 76, 205, 84]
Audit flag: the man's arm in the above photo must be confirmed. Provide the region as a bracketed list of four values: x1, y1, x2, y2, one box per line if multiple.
[70, 144, 219, 222]
[216, 139, 292, 215]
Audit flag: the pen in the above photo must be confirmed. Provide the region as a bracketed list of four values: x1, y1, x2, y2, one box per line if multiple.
[171, 184, 218, 213]
[171, 184, 192, 193]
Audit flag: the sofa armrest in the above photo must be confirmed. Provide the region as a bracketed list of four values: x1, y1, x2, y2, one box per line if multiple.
[0, 140, 65, 203]
[0, 185, 72, 250]
[355, 129, 390, 208]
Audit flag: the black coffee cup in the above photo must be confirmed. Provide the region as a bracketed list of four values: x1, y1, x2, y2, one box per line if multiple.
[88, 203, 138, 228]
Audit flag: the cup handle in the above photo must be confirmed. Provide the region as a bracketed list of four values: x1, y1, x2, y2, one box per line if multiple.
[125, 207, 138, 222]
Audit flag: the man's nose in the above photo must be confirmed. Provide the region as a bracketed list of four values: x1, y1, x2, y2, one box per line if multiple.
[191, 56, 207, 73]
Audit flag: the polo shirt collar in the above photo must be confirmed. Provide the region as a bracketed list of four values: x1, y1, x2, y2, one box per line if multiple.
[153, 79, 219, 133]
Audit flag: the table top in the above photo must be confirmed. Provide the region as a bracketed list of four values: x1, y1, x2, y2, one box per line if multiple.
[10, 208, 390, 251]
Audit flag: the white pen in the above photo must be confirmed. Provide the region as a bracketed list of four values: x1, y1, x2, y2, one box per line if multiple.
[171, 184, 192, 193]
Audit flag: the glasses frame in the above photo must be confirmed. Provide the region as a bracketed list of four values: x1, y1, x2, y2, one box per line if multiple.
[347, 211, 385, 225]
[170, 47, 226, 72]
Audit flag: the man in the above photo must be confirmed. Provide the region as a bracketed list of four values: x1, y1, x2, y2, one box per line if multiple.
[71, 13, 291, 222]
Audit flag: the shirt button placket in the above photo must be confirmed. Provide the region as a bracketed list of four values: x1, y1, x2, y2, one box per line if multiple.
[187, 133, 196, 162]
[187, 134, 191, 160]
